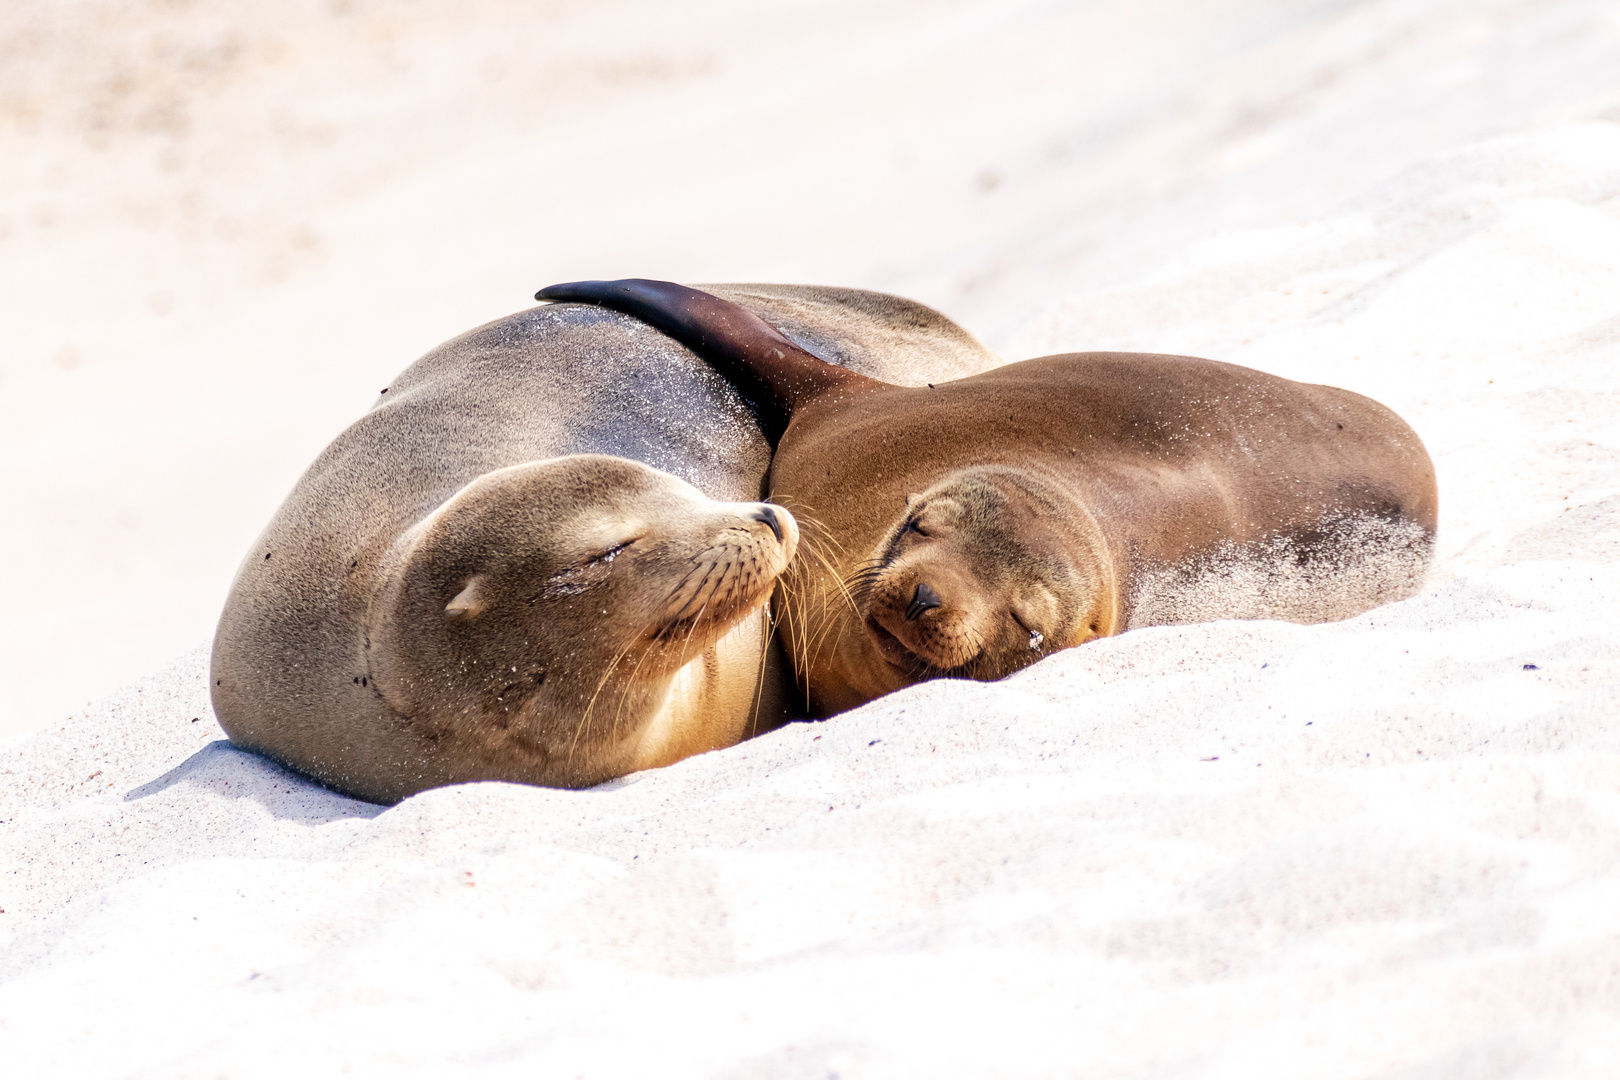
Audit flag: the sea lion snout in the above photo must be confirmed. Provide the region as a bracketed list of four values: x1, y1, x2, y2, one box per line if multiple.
[865, 562, 992, 674]
[705, 498, 798, 559]
[658, 499, 799, 630]
[864, 555, 1061, 677]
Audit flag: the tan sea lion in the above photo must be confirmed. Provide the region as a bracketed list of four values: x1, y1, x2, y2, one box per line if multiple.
[211, 286, 1001, 802]
[535, 279, 1439, 716]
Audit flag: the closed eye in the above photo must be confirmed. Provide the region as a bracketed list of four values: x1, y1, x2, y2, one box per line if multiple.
[903, 518, 928, 537]
[543, 538, 640, 599]
[587, 539, 638, 565]
[1010, 611, 1043, 640]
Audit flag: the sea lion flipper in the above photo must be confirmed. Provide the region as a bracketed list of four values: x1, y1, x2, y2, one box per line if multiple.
[536, 278, 875, 443]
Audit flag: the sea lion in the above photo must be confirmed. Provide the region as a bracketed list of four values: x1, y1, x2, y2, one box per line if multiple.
[535, 279, 1439, 715]
[211, 286, 1001, 802]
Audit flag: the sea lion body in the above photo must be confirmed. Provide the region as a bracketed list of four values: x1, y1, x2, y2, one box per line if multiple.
[773, 353, 1437, 711]
[537, 280, 1438, 715]
[211, 287, 1000, 802]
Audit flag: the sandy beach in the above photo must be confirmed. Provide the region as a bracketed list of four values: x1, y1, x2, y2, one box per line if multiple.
[4, 0, 1620, 1075]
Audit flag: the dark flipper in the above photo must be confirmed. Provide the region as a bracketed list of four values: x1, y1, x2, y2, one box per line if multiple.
[535, 278, 877, 444]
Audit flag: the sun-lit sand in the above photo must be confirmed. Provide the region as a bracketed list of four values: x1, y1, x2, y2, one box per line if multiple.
[4, 1, 1620, 1075]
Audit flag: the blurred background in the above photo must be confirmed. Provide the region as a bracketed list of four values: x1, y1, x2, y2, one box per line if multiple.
[4, 0, 1620, 740]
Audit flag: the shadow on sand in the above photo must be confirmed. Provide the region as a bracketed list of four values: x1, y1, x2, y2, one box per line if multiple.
[125, 740, 384, 823]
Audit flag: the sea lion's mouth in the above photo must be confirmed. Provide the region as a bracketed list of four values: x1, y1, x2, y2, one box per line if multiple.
[863, 613, 977, 678]
[865, 614, 925, 671]
[653, 575, 773, 645]
[660, 599, 747, 637]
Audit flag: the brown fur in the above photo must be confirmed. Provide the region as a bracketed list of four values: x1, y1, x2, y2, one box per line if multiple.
[537, 281, 1439, 717]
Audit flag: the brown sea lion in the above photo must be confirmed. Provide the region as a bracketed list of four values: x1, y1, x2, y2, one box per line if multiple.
[535, 279, 1439, 716]
[211, 286, 1001, 802]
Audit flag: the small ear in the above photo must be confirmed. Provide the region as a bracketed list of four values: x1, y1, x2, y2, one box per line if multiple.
[444, 575, 490, 621]
[905, 493, 922, 509]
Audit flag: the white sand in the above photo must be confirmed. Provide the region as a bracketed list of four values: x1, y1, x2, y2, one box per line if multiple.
[5, 1, 1620, 1075]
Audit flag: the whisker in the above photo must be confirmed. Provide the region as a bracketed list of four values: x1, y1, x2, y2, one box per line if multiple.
[780, 570, 818, 712]
[571, 626, 649, 765]
[609, 626, 670, 741]
[748, 604, 778, 737]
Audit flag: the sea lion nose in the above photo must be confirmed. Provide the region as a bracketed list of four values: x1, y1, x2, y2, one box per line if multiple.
[751, 505, 785, 543]
[905, 582, 943, 621]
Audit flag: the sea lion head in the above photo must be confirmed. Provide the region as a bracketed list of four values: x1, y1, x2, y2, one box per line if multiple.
[368, 454, 797, 783]
[851, 465, 1111, 686]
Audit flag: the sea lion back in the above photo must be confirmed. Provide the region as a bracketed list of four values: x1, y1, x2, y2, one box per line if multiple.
[705, 284, 1001, 385]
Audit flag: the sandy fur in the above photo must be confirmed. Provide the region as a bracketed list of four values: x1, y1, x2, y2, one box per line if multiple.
[1128, 512, 1436, 628]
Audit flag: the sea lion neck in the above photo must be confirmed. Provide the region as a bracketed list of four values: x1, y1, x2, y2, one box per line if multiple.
[535, 278, 887, 444]
[775, 375, 1075, 500]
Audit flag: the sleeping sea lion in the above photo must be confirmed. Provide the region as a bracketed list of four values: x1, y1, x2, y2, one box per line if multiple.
[535, 279, 1439, 716]
[211, 286, 1001, 802]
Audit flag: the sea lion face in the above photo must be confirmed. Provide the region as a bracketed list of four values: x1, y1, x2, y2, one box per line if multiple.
[853, 467, 1101, 684]
[370, 455, 796, 775]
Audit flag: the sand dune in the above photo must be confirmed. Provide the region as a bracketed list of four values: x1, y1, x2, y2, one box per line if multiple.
[4, 0, 1620, 1075]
